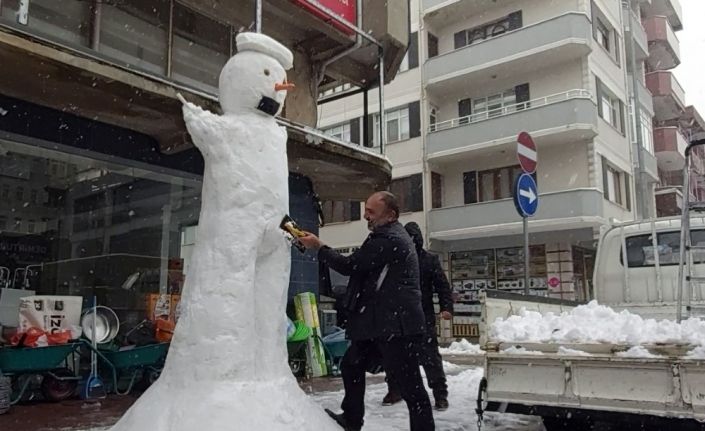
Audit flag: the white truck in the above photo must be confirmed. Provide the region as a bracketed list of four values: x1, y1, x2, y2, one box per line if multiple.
[478, 216, 705, 430]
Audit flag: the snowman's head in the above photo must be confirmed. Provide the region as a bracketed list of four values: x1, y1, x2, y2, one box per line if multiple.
[219, 33, 294, 117]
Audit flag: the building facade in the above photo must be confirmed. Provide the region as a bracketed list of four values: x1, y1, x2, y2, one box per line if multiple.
[0, 0, 408, 329]
[318, 0, 702, 334]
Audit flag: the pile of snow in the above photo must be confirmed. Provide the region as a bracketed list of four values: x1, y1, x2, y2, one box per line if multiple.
[616, 346, 663, 359]
[490, 301, 705, 347]
[439, 338, 485, 355]
[557, 346, 592, 357]
[500, 346, 543, 355]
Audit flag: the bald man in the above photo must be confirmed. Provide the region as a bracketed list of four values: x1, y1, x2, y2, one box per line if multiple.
[299, 192, 434, 431]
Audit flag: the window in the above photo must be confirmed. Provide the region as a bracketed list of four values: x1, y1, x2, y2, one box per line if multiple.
[0, 216, 6, 230]
[428, 33, 439, 59]
[1, 184, 9, 200]
[464, 166, 529, 203]
[27, 220, 35, 233]
[641, 110, 654, 154]
[429, 106, 438, 132]
[21, 0, 92, 47]
[374, 107, 410, 145]
[622, 231, 705, 267]
[398, 52, 409, 73]
[596, 19, 610, 51]
[597, 78, 625, 134]
[602, 158, 630, 208]
[324, 123, 351, 142]
[321, 201, 361, 224]
[13, 218, 21, 231]
[172, 3, 231, 91]
[99, 0, 170, 75]
[15, 186, 24, 201]
[454, 11, 522, 49]
[30, 189, 38, 204]
[390, 174, 423, 213]
[432, 172, 443, 209]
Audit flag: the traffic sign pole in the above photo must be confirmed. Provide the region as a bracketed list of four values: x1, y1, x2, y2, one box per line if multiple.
[516, 131, 538, 296]
[524, 217, 529, 296]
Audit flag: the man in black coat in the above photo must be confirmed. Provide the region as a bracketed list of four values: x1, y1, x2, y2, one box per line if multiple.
[382, 221, 454, 411]
[299, 191, 434, 431]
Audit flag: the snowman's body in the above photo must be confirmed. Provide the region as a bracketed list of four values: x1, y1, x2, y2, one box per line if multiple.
[109, 33, 336, 431]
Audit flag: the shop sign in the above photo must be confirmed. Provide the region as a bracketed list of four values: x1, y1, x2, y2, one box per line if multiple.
[291, 0, 357, 35]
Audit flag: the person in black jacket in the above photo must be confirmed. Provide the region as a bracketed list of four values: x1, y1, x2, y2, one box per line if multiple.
[299, 191, 434, 431]
[382, 222, 454, 411]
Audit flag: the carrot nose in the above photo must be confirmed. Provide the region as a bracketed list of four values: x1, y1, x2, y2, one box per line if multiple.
[275, 81, 295, 92]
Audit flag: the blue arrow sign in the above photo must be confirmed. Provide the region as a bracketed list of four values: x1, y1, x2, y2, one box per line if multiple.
[514, 173, 539, 217]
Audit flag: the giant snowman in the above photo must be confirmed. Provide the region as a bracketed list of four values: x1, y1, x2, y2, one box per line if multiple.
[110, 33, 337, 431]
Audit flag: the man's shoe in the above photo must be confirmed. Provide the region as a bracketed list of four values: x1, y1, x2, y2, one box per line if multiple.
[381, 392, 403, 406]
[434, 398, 449, 411]
[325, 409, 362, 431]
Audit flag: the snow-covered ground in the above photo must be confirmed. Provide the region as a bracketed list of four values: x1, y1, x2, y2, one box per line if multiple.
[78, 366, 544, 431]
[439, 339, 485, 355]
[311, 367, 544, 431]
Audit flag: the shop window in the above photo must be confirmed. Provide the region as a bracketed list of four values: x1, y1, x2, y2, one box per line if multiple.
[390, 174, 423, 213]
[9, 0, 93, 47]
[321, 201, 361, 224]
[172, 3, 231, 91]
[99, 0, 170, 75]
[622, 230, 705, 267]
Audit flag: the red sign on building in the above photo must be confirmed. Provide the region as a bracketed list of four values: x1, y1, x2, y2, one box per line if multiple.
[291, 0, 357, 36]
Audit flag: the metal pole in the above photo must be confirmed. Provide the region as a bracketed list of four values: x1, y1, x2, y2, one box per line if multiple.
[90, 0, 102, 50]
[378, 47, 385, 155]
[362, 89, 369, 146]
[524, 217, 530, 296]
[677, 152, 691, 322]
[255, 0, 262, 33]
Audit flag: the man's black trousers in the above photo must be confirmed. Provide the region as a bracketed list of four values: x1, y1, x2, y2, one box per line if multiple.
[388, 323, 448, 400]
[340, 336, 435, 431]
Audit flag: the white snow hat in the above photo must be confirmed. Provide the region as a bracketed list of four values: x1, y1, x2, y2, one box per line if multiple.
[236, 32, 293, 70]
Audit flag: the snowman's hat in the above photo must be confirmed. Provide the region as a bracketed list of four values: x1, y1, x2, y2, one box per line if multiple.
[236, 32, 293, 70]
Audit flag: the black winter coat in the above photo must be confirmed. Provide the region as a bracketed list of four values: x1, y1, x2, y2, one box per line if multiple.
[417, 249, 454, 326]
[318, 221, 426, 341]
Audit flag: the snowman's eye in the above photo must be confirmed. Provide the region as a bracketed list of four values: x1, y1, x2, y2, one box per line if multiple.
[264, 69, 270, 76]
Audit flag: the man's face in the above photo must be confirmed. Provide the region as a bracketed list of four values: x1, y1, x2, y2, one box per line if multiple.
[364, 194, 394, 231]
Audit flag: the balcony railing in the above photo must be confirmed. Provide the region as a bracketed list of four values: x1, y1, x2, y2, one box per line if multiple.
[429, 89, 592, 133]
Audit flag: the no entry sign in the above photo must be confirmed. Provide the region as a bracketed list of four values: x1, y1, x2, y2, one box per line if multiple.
[517, 131, 537, 174]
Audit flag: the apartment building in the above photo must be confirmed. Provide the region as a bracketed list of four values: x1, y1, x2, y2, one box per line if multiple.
[318, 0, 702, 333]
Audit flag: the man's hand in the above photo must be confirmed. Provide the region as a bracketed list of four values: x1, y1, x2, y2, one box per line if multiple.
[298, 232, 324, 250]
[440, 311, 452, 321]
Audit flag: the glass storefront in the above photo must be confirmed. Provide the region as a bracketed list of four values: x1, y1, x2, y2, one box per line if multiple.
[0, 136, 201, 329]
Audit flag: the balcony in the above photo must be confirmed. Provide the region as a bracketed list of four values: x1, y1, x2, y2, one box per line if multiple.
[633, 75, 655, 115]
[644, 15, 681, 70]
[643, 0, 683, 32]
[655, 188, 683, 217]
[626, 11, 649, 61]
[654, 127, 688, 171]
[426, 90, 597, 160]
[428, 189, 605, 241]
[424, 13, 592, 94]
[646, 71, 686, 121]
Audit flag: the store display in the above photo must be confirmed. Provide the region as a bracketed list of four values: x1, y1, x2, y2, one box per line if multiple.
[18, 295, 82, 334]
